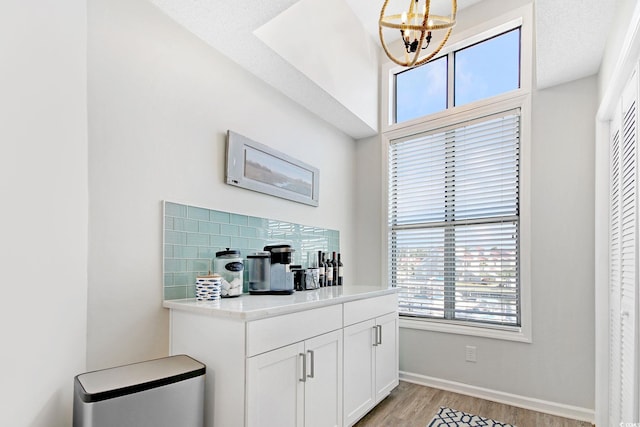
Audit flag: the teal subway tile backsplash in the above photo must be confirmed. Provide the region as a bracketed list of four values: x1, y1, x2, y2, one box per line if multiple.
[174, 218, 199, 232]
[164, 259, 186, 272]
[186, 233, 209, 246]
[248, 217, 266, 228]
[165, 230, 186, 245]
[164, 273, 174, 286]
[186, 259, 211, 272]
[188, 206, 210, 221]
[211, 211, 230, 223]
[230, 214, 248, 226]
[173, 273, 191, 286]
[164, 286, 187, 300]
[220, 224, 239, 237]
[198, 221, 220, 234]
[197, 247, 216, 259]
[173, 245, 198, 258]
[240, 227, 257, 238]
[163, 201, 340, 300]
[231, 236, 249, 249]
[165, 202, 187, 218]
[164, 244, 173, 258]
[211, 235, 231, 247]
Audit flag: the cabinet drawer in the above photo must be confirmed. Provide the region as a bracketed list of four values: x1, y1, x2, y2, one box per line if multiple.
[343, 293, 397, 327]
[247, 304, 343, 357]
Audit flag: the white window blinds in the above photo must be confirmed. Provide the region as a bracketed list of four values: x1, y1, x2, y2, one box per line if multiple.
[389, 109, 521, 326]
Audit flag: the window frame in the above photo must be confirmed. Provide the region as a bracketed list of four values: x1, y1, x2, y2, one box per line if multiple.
[380, 5, 533, 342]
[382, 10, 532, 133]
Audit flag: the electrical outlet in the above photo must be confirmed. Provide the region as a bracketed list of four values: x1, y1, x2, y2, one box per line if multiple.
[465, 345, 477, 362]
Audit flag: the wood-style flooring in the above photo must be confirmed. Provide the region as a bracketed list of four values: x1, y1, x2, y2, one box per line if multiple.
[353, 381, 594, 427]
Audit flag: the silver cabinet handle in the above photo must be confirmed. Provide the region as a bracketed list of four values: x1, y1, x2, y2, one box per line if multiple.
[372, 326, 379, 346]
[307, 350, 315, 379]
[299, 353, 307, 382]
[378, 325, 383, 345]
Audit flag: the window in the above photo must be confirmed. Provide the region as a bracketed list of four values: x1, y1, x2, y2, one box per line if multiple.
[394, 28, 521, 124]
[389, 109, 520, 327]
[383, 9, 532, 339]
[454, 29, 520, 107]
[395, 56, 447, 123]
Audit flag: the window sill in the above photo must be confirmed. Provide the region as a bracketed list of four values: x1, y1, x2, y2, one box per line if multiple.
[399, 316, 532, 343]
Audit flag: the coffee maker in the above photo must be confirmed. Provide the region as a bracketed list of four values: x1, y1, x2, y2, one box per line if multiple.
[248, 245, 295, 295]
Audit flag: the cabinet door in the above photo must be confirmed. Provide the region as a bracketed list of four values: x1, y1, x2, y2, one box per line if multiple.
[304, 330, 343, 427]
[374, 312, 399, 401]
[343, 319, 376, 426]
[247, 342, 305, 427]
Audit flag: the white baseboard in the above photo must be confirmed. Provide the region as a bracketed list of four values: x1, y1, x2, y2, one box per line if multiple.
[399, 371, 595, 424]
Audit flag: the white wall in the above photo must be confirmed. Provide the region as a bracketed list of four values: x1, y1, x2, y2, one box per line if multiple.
[0, 1, 88, 426]
[87, 0, 357, 370]
[354, 134, 384, 286]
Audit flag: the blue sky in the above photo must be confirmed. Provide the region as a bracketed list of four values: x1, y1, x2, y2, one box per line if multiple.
[396, 29, 520, 123]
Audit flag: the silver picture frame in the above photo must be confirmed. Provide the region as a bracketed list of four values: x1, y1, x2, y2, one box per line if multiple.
[225, 131, 320, 206]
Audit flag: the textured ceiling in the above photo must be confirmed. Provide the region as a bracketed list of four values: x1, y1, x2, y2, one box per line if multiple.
[534, 0, 618, 89]
[148, 0, 617, 139]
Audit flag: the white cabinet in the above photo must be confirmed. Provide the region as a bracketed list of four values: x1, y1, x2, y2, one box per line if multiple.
[303, 331, 343, 427]
[343, 319, 375, 425]
[374, 312, 398, 401]
[343, 295, 399, 427]
[166, 288, 397, 427]
[246, 330, 343, 427]
[247, 342, 304, 427]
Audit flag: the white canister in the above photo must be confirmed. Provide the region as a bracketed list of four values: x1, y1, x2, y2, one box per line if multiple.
[214, 248, 244, 297]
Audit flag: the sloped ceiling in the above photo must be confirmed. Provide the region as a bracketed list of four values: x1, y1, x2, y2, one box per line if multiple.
[148, 0, 617, 139]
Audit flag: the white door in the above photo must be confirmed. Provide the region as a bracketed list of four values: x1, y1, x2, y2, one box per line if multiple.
[618, 68, 639, 425]
[247, 342, 305, 427]
[343, 319, 376, 426]
[609, 67, 639, 426]
[304, 330, 343, 427]
[374, 313, 399, 401]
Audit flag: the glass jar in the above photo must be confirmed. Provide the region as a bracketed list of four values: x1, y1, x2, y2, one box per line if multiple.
[213, 248, 243, 297]
[247, 252, 270, 294]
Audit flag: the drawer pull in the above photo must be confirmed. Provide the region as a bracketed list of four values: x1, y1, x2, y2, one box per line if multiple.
[373, 326, 379, 347]
[378, 325, 383, 345]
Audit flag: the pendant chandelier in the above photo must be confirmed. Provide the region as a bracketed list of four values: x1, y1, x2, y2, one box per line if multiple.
[379, 0, 457, 67]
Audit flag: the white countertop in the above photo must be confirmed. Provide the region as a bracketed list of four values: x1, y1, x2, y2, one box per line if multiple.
[163, 286, 397, 321]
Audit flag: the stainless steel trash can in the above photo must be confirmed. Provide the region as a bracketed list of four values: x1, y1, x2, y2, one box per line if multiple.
[73, 355, 205, 427]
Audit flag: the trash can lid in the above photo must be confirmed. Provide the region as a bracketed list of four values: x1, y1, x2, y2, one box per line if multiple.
[74, 354, 205, 403]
